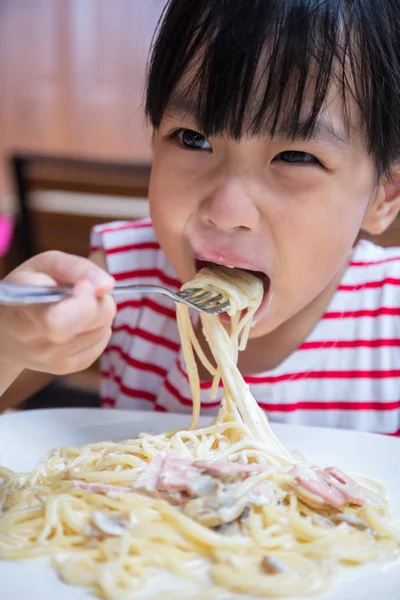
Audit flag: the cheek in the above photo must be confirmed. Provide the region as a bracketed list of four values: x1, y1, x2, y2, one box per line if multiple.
[148, 159, 195, 280]
[149, 153, 201, 225]
[149, 162, 182, 244]
[270, 184, 369, 303]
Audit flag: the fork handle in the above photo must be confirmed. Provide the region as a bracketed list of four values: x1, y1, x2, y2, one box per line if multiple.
[0, 282, 72, 304]
[0, 282, 174, 305]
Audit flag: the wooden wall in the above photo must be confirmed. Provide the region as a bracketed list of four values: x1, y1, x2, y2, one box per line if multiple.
[0, 0, 163, 199]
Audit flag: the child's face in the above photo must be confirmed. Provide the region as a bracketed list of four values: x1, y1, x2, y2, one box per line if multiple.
[149, 85, 380, 339]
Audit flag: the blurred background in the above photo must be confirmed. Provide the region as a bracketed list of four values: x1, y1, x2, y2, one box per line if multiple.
[0, 0, 163, 410]
[0, 0, 398, 411]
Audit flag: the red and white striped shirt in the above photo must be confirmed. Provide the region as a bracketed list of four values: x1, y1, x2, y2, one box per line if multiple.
[91, 219, 400, 436]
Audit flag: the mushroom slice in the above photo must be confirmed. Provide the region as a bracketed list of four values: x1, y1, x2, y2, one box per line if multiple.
[91, 511, 132, 537]
[261, 555, 285, 574]
[183, 493, 249, 528]
[331, 513, 370, 531]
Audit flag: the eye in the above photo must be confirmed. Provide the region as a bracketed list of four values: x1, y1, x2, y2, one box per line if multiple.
[175, 128, 212, 151]
[273, 151, 319, 165]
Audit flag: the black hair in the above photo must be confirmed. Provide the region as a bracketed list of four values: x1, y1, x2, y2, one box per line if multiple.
[145, 0, 400, 177]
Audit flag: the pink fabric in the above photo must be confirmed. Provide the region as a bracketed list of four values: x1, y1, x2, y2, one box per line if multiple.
[0, 215, 14, 256]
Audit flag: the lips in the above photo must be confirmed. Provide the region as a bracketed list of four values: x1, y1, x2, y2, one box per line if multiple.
[193, 248, 267, 276]
[196, 258, 267, 281]
[193, 251, 271, 324]
[195, 258, 269, 291]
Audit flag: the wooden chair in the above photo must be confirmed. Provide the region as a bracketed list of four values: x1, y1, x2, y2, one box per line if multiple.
[10, 153, 152, 260]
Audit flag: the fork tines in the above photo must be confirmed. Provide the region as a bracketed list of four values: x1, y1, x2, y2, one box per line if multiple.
[178, 288, 230, 314]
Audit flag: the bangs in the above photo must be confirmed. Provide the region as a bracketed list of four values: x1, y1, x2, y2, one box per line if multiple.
[145, 0, 400, 175]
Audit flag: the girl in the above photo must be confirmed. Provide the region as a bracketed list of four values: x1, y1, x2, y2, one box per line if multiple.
[1, 0, 400, 435]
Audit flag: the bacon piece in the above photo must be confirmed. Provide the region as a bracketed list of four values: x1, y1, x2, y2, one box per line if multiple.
[158, 455, 220, 496]
[133, 454, 273, 512]
[194, 460, 270, 481]
[247, 481, 275, 506]
[323, 467, 366, 506]
[157, 455, 199, 491]
[291, 465, 370, 510]
[291, 466, 347, 509]
[130, 454, 280, 528]
[133, 451, 167, 493]
[132, 453, 218, 497]
[71, 481, 131, 495]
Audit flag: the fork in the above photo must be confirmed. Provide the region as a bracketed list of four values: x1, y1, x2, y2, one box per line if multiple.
[0, 281, 230, 315]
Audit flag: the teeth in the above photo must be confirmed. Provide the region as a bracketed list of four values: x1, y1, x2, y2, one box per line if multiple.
[226, 265, 235, 269]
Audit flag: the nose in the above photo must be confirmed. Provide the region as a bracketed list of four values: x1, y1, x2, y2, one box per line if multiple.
[198, 175, 261, 233]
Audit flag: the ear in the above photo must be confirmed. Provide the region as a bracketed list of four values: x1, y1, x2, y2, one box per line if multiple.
[362, 165, 400, 235]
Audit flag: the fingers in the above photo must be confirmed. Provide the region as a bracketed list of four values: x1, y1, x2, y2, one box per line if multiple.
[30, 284, 116, 343]
[5, 269, 60, 288]
[64, 330, 113, 373]
[64, 325, 113, 357]
[32, 326, 113, 375]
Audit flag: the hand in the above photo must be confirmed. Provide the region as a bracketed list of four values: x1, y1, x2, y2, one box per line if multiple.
[0, 251, 116, 375]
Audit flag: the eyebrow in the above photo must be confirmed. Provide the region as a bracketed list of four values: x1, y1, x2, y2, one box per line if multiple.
[165, 96, 350, 151]
[279, 118, 351, 150]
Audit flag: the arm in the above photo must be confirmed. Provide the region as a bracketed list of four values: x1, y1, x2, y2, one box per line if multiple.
[0, 369, 54, 412]
[0, 362, 26, 400]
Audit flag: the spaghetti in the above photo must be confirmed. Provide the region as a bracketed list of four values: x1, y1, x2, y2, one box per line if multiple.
[0, 266, 399, 599]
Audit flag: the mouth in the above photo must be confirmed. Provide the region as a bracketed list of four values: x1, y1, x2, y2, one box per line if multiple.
[195, 258, 271, 322]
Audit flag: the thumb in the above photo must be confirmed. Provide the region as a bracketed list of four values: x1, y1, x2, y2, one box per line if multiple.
[5, 269, 60, 287]
[23, 251, 115, 295]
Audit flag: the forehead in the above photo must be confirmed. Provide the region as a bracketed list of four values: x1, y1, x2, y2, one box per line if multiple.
[165, 68, 360, 152]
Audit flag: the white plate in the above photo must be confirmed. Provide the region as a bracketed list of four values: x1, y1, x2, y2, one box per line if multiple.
[0, 408, 399, 600]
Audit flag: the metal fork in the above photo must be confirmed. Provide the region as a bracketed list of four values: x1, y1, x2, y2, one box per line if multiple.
[0, 281, 230, 315]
